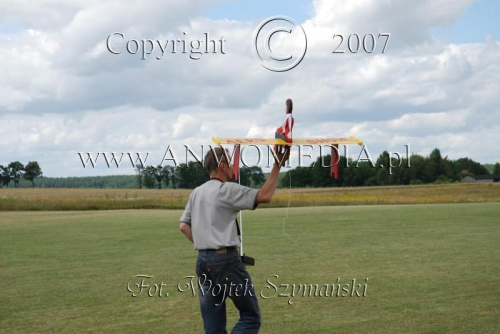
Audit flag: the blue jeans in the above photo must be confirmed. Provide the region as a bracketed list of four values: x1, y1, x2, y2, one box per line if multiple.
[196, 249, 261, 334]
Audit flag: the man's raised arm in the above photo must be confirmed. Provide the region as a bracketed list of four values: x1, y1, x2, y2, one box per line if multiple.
[256, 146, 290, 204]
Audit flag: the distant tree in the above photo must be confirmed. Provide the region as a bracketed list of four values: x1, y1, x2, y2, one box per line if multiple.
[0, 165, 11, 187]
[8, 161, 25, 188]
[135, 164, 144, 189]
[142, 166, 157, 189]
[190, 162, 209, 188]
[239, 167, 252, 186]
[281, 166, 313, 188]
[493, 163, 500, 175]
[177, 163, 189, 189]
[236, 166, 265, 187]
[408, 154, 426, 184]
[177, 162, 209, 188]
[452, 157, 489, 177]
[158, 166, 171, 188]
[153, 166, 164, 189]
[374, 151, 390, 185]
[249, 166, 265, 186]
[421, 148, 442, 183]
[23, 161, 43, 187]
[310, 154, 344, 187]
[166, 166, 179, 189]
[350, 161, 377, 186]
[393, 158, 413, 185]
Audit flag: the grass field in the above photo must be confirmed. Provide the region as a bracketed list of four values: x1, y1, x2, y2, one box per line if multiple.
[1, 203, 499, 333]
[1, 183, 499, 210]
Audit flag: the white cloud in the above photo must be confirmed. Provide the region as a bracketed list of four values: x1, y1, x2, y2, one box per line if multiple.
[0, 0, 498, 177]
[309, 0, 474, 49]
[172, 113, 200, 139]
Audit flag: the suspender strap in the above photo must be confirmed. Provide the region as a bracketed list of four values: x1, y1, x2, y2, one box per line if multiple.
[235, 218, 241, 236]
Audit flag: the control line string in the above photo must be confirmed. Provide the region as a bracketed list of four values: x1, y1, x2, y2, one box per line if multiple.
[282, 169, 300, 243]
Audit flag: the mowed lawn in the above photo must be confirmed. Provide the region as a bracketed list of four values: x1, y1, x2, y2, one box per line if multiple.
[1, 203, 499, 333]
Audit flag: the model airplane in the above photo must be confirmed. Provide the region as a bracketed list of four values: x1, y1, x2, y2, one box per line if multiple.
[211, 135, 364, 179]
[212, 136, 363, 146]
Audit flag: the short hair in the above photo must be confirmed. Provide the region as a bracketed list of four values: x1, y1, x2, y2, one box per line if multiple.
[204, 147, 230, 174]
[286, 98, 293, 114]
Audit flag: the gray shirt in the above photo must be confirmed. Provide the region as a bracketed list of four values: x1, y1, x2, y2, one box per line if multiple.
[180, 179, 260, 250]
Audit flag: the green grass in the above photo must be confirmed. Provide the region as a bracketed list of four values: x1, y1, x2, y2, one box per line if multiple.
[1, 204, 499, 333]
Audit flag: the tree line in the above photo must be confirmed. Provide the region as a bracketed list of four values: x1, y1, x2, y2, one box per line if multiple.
[2, 148, 498, 189]
[18, 175, 138, 189]
[135, 163, 266, 189]
[280, 148, 500, 188]
[0, 161, 42, 188]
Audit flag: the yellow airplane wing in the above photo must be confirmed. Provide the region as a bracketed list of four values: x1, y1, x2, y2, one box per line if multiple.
[212, 136, 363, 146]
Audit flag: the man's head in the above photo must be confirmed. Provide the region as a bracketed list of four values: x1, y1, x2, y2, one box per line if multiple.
[286, 98, 293, 114]
[204, 147, 233, 180]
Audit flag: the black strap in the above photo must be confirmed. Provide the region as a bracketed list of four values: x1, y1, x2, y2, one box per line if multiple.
[210, 177, 225, 183]
[235, 218, 241, 236]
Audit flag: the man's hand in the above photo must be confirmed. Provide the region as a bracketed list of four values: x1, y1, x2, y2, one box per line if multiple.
[274, 145, 291, 168]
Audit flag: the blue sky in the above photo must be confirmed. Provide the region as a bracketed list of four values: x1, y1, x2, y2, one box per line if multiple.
[431, 0, 499, 43]
[0, 22, 28, 35]
[209, 0, 498, 44]
[209, 0, 313, 23]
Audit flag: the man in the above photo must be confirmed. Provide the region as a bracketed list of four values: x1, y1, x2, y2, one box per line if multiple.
[180, 145, 290, 334]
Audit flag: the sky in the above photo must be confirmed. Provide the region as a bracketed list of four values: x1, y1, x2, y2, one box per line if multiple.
[0, 0, 498, 177]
